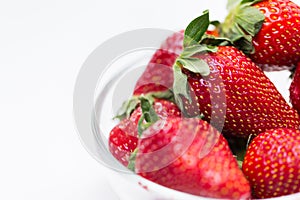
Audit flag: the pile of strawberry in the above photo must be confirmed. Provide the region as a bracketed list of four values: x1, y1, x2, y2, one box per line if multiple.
[107, 0, 300, 199]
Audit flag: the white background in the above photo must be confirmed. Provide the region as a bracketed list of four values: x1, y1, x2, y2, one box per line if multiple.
[0, 0, 299, 199]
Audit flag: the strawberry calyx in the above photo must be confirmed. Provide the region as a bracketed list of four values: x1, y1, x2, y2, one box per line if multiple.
[137, 96, 160, 136]
[115, 91, 171, 148]
[220, 0, 265, 54]
[125, 96, 172, 171]
[115, 89, 174, 120]
[114, 97, 140, 120]
[118, 96, 166, 171]
[172, 10, 231, 115]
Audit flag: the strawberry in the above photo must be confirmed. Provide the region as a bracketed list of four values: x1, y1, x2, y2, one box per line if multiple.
[242, 128, 300, 198]
[134, 117, 251, 199]
[290, 63, 300, 114]
[221, 0, 300, 71]
[172, 10, 300, 137]
[133, 31, 183, 96]
[109, 118, 138, 166]
[109, 98, 181, 166]
[182, 45, 300, 137]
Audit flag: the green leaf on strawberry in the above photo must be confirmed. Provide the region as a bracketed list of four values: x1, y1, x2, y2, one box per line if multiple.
[200, 35, 232, 46]
[183, 10, 210, 47]
[115, 90, 174, 120]
[176, 57, 210, 76]
[173, 63, 190, 109]
[180, 44, 217, 58]
[137, 96, 160, 136]
[172, 11, 223, 113]
[240, 0, 264, 5]
[114, 97, 140, 120]
[234, 6, 264, 36]
[221, 0, 265, 53]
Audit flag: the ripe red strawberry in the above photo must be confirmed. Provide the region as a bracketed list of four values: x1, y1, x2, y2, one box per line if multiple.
[109, 99, 181, 166]
[109, 118, 138, 166]
[177, 45, 300, 137]
[172, 11, 300, 137]
[133, 31, 183, 96]
[221, 0, 300, 71]
[290, 63, 300, 114]
[134, 117, 251, 199]
[242, 128, 300, 198]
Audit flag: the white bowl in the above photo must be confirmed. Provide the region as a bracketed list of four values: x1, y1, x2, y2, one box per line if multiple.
[73, 28, 300, 200]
